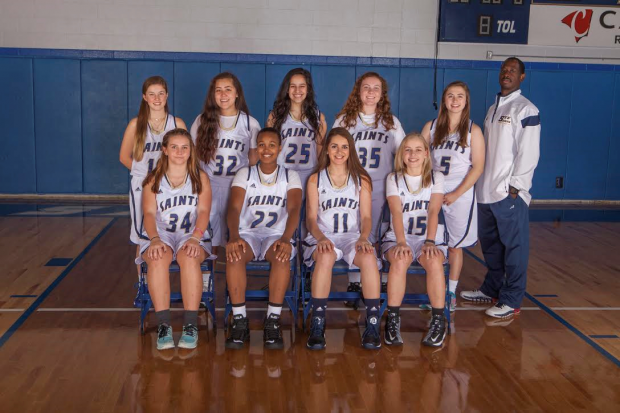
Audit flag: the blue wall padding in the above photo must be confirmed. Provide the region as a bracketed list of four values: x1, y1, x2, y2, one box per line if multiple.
[1, 52, 618, 200]
[82, 60, 129, 194]
[174, 62, 220, 129]
[34, 59, 82, 193]
[0, 58, 36, 193]
[565, 72, 614, 200]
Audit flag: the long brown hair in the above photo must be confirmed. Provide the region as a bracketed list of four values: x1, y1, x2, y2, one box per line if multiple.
[335, 72, 395, 131]
[271, 68, 320, 139]
[143, 128, 203, 195]
[133, 76, 169, 161]
[394, 133, 432, 189]
[195, 72, 250, 164]
[432, 81, 471, 149]
[314, 127, 372, 191]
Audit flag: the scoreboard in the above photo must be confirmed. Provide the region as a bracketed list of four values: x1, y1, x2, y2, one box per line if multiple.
[439, 0, 532, 44]
[440, 0, 620, 45]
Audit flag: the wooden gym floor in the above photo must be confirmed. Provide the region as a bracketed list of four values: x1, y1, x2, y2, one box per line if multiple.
[0, 204, 618, 412]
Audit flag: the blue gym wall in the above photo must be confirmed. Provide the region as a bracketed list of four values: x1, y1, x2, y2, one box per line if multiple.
[1, 48, 619, 201]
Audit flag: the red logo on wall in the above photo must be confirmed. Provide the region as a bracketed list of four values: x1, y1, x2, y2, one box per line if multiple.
[561, 10, 593, 43]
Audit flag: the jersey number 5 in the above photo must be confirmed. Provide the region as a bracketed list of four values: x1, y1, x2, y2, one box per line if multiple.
[440, 156, 451, 176]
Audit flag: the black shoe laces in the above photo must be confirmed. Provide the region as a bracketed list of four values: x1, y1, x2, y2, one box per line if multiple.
[231, 317, 248, 340]
[429, 315, 444, 335]
[386, 315, 400, 337]
[264, 318, 281, 341]
[183, 324, 197, 338]
[310, 317, 325, 337]
[347, 282, 361, 292]
[158, 324, 170, 339]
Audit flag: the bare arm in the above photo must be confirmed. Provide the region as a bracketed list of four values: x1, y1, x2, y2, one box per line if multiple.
[387, 195, 406, 245]
[119, 118, 137, 170]
[248, 149, 258, 166]
[316, 113, 327, 156]
[226, 186, 246, 242]
[282, 188, 302, 243]
[175, 117, 188, 131]
[195, 171, 212, 237]
[426, 192, 444, 242]
[358, 178, 373, 242]
[142, 179, 167, 260]
[444, 123, 485, 205]
[305, 173, 326, 241]
[421, 120, 433, 145]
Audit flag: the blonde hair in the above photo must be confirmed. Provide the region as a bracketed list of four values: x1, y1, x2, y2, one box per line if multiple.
[394, 133, 432, 188]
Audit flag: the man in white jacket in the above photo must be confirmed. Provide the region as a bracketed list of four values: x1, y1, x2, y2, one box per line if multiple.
[461, 57, 541, 318]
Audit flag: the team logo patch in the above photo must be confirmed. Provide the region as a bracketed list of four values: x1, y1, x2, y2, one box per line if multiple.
[320, 188, 327, 194]
[400, 191, 406, 196]
[158, 190, 163, 194]
[561, 9, 593, 43]
[250, 183, 256, 188]
[498, 115, 512, 125]
[135, 187, 141, 192]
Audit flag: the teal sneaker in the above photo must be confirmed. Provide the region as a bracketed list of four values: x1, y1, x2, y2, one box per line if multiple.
[156, 324, 174, 350]
[449, 291, 457, 313]
[178, 324, 199, 349]
[420, 292, 457, 312]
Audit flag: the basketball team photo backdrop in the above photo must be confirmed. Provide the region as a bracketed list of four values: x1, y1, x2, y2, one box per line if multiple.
[0, 0, 619, 412]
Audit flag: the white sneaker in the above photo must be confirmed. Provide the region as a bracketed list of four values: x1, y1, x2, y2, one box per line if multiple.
[460, 289, 494, 303]
[485, 303, 519, 318]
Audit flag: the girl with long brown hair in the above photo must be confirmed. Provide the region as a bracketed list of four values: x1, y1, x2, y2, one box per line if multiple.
[190, 72, 260, 253]
[381, 134, 448, 347]
[267, 68, 327, 192]
[421, 81, 485, 312]
[119, 76, 187, 265]
[303, 127, 382, 351]
[334, 72, 406, 296]
[139, 128, 212, 351]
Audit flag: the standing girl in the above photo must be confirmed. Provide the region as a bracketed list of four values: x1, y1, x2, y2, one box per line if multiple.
[191, 72, 260, 252]
[421, 81, 485, 311]
[303, 127, 382, 350]
[382, 134, 448, 347]
[224, 127, 302, 350]
[334, 72, 406, 296]
[267, 67, 327, 192]
[119, 76, 187, 252]
[139, 128, 212, 350]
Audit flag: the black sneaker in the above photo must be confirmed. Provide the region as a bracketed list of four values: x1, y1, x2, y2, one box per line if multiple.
[361, 315, 381, 350]
[263, 313, 284, 350]
[306, 316, 326, 350]
[384, 312, 403, 346]
[381, 282, 388, 294]
[344, 282, 361, 308]
[225, 314, 250, 350]
[422, 314, 447, 347]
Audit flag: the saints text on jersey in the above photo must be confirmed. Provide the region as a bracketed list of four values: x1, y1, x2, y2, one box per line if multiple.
[321, 197, 359, 212]
[160, 195, 198, 212]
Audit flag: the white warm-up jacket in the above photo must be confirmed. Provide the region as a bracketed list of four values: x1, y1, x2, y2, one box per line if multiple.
[476, 89, 541, 206]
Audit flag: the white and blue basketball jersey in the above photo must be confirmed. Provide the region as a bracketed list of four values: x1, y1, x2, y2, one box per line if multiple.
[277, 112, 319, 173]
[334, 114, 405, 186]
[239, 165, 290, 235]
[191, 111, 257, 187]
[315, 169, 361, 236]
[155, 175, 199, 236]
[383, 172, 447, 245]
[131, 114, 176, 178]
[430, 119, 473, 187]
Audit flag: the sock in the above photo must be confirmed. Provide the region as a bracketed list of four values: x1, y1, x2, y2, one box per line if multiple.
[184, 310, 198, 326]
[348, 272, 361, 283]
[431, 307, 444, 317]
[311, 297, 328, 316]
[381, 273, 388, 283]
[155, 309, 171, 326]
[448, 279, 458, 294]
[387, 306, 400, 317]
[365, 298, 380, 319]
[267, 302, 282, 317]
[232, 303, 247, 317]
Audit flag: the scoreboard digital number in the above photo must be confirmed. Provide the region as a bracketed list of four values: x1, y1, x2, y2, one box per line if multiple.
[440, 0, 532, 44]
